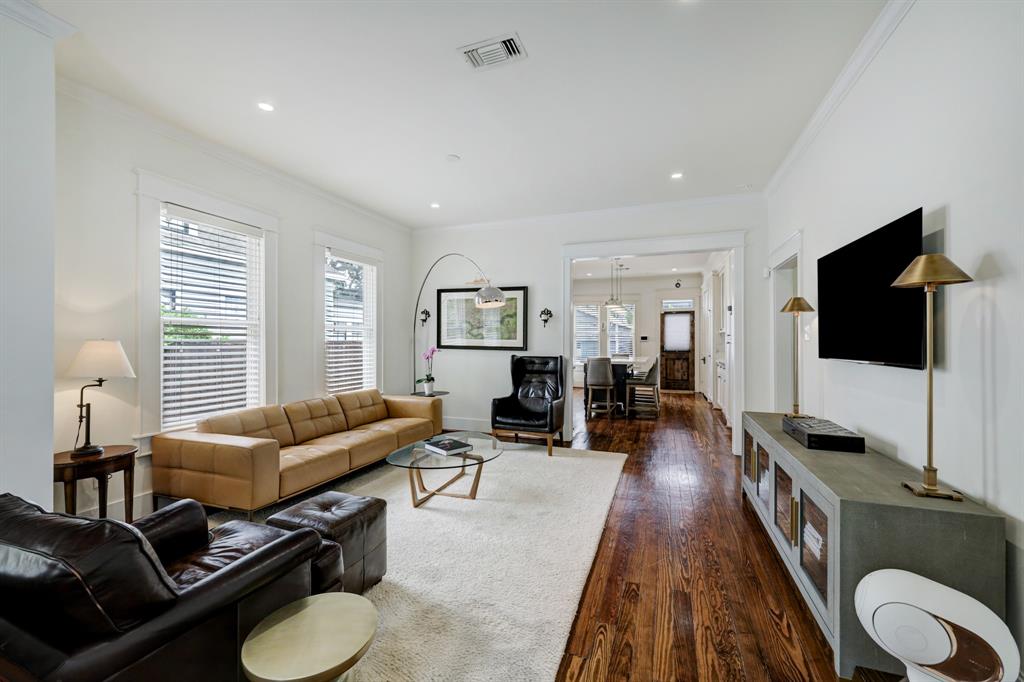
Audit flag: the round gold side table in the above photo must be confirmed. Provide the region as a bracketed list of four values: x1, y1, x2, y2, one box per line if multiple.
[242, 593, 378, 682]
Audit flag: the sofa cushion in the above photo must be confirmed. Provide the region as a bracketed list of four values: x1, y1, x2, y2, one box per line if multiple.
[354, 417, 434, 448]
[279, 444, 352, 497]
[197, 405, 295, 447]
[284, 397, 349, 443]
[0, 494, 178, 649]
[306, 429, 397, 469]
[334, 389, 389, 429]
[162, 520, 289, 589]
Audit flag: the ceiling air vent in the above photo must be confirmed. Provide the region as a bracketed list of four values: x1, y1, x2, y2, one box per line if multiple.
[460, 32, 527, 70]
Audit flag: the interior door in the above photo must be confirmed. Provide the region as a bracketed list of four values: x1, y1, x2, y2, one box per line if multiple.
[660, 311, 694, 390]
[701, 287, 713, 400]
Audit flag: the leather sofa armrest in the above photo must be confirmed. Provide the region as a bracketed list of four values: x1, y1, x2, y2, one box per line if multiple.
[383, 395, 442, 435]
[151, 432, 280, 511]
[46, 528, 321, 682]
[549, 395, 566, 433]
[132, 499, 210, 564]
[491, 395, 517, 428]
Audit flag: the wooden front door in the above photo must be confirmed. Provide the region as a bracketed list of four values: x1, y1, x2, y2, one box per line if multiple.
[661, 311, 695, 390]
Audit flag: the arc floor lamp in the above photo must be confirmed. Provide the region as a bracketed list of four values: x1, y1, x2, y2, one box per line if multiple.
[412, 253, 505, 392]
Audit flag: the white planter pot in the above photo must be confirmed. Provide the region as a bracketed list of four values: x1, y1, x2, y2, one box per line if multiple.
[421, 381, 434, 396]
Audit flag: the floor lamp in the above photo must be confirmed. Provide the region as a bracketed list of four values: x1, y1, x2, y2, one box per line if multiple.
[892, 253, 972, 501]
[780, 296, 815, 417]
[412, 253, 505, 392]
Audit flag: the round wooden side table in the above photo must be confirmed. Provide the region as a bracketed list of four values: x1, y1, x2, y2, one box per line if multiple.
[242, 593, 378, 682]
[53, 445, 138, 522]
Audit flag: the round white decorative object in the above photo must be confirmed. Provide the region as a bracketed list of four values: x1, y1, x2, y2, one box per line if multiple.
[872, 602, 951, 665]
[242, 592, 378, 682]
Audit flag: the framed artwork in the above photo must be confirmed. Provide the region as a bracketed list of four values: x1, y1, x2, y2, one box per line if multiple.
[436, 286, 528, 351]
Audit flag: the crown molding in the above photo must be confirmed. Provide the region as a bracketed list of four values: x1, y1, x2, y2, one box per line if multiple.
[416, 192, 761, 236]
[764, 0, 915, 197]
[56, 77, 411, 235]
[0, 0, 74, 39]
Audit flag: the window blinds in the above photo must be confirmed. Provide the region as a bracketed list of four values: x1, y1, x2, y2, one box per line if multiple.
[159, 206, 264, 428]
[573, 304, 600, 361]
[606, 303, 636, 356]
[324, 249, 377, 394]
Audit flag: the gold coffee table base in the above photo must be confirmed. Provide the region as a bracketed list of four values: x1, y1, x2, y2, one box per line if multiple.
[408, 454, 484, 508]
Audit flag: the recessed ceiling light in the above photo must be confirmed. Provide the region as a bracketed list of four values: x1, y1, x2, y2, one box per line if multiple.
[671, 267, 678, 272]
[586, 273, 592, 277]
[446, 154, 461, 162]
[430, 202, 441, 209]
[670, 172, 684, 180]
[257, 102, 275, 112]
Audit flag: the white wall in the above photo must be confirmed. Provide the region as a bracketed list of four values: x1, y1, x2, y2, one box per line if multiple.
[0, 12, 62, 508]
[764, 0, 1024, 647]
[53, 83, 413, 517]
[412, 197, 766, 433]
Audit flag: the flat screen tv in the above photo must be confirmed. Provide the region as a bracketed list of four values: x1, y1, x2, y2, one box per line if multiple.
[817, 208, 925, 369]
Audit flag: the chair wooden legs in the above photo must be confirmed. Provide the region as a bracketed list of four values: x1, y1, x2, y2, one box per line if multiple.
[546, 434, 553, 456]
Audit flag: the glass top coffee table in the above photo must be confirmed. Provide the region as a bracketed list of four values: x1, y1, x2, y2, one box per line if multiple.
[385, 431, 503, 508]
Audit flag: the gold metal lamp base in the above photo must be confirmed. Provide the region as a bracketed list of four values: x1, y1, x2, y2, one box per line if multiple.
[902, 466, 963, 502]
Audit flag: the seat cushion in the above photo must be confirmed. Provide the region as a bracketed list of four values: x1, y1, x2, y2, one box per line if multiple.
[197, 405, 295, 447]
[493, 406, 550, 430]
[305, 429, 397, 469]
[163, 521, 289, 589]
[0, 494, 178, 649]
[354, 417, 434, 448]
[279, 444, 352, 497]
[334, 389, 389, 429]
[283, 397, 349, 443]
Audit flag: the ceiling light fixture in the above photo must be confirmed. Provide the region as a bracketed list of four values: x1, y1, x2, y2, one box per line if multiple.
[671, 267, 678, 272]
[257, 102, 275, 112]
[586, 273, 592, 277]
[447, 154, 462, 162]
[430, 202, 441, 209]
[670, 172, 684, 180]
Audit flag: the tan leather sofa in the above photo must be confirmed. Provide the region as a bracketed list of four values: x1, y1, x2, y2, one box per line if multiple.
[151, 389, 441, 516]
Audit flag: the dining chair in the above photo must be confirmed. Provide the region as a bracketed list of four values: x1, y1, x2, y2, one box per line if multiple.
[627, 357, 660, 418]
[586, 357, 616, 421]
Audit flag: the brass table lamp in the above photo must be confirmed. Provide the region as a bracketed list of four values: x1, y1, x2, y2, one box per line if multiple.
[892, 254, 973, 501]
[780, 296, 815, 417]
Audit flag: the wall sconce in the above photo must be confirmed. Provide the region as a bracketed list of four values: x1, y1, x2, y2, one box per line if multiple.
[419, 309, 431, 327]
[539, 308, 553, 327]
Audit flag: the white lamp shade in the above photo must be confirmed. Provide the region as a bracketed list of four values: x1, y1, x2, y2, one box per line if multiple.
[67, 340, 136, 379]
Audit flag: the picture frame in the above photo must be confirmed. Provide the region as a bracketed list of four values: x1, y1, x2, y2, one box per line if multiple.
[436, 286, 528, 351]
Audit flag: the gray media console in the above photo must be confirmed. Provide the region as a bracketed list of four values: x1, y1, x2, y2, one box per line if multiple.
[740, 412, 1005, 678]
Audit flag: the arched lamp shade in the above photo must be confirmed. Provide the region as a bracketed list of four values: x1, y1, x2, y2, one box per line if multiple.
[475, 284, 506, 309]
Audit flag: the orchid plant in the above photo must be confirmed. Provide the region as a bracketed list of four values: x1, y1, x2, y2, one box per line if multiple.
[417, 345, 438, 385]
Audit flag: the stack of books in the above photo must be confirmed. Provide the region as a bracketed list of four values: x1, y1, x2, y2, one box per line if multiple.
[424, 436, 473, 456]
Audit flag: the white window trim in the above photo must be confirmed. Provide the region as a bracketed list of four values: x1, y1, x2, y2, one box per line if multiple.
[136, 170, 279, 438]
[312, 231, 384, 396]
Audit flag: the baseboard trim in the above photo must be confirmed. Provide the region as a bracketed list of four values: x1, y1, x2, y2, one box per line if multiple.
[66, 491, 154, 521]
[443, 416, 492, 432]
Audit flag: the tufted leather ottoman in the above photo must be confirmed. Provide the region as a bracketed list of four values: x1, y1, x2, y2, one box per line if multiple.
[267, 492, 387, 594]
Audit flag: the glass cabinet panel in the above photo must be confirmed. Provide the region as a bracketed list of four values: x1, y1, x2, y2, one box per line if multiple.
[756, 445, 770, 507]
[800, 492, 829, 606]
[774, 464, 794, 545]
[743, 430, 755, 484]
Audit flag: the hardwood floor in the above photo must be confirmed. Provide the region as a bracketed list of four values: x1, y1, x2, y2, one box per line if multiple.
[553, 389, 899, 682]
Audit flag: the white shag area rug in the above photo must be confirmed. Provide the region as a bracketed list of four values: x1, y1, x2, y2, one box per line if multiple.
[218, 443, 626, 681]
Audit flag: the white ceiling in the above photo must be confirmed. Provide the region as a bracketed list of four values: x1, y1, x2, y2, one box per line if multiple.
[572, 252, 718, 280]
[43, 0, 883, 229]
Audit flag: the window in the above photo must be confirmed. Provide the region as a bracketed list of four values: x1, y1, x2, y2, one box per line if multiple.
[159, 206, 265, 428]
[662, 298, 694, 311]
[606, 303, 636, 356]
[572, 301, 637, 360]
[573, 304, 600, 361]
[323, 249, 377, 394]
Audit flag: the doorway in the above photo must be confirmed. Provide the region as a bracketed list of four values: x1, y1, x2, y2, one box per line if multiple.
[772, 256, 797, 412]
[660, 310, 694, 390]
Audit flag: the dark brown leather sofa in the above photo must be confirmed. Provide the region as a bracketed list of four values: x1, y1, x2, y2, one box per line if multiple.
[0, 494, 321, 682]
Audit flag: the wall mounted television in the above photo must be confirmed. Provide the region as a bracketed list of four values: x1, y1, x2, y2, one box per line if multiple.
[817, 208, 925, 369]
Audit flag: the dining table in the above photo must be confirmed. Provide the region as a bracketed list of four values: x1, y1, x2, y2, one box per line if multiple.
[581, 356, 651, 417]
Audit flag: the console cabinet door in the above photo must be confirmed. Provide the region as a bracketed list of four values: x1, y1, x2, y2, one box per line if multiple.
[772, 459, 799, 558]
[743, 429, 756, 487]
[755, 444, 771, 510]
[797, 485, 835, 633]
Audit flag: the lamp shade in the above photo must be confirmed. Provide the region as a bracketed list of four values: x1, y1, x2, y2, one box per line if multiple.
[474, 284, 506, 309]
[67, 340, 136, 379]
[892, 254, 973, 288]
[780, 296, 815, 314]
